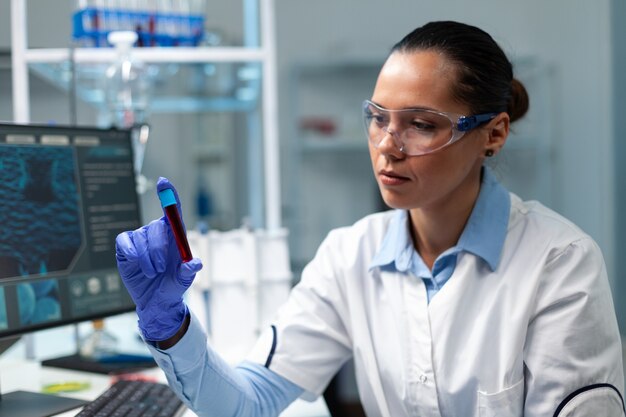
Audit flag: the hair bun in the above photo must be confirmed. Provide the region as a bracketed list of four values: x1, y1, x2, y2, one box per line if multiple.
[508, 78, 529, 123]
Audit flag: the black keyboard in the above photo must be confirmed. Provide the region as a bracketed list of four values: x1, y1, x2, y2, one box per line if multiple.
[75, 379, 186, 417]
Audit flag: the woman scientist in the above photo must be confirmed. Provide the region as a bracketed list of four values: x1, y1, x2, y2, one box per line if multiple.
[115, 21, 624, 417]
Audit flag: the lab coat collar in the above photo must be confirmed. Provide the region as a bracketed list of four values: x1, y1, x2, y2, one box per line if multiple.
[370, 166, 510, 272]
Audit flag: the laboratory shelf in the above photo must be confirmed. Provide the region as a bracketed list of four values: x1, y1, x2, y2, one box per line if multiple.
[22, 46, 266, 64]
[28, 60, 260, 114]
[11, 0, 283, 232]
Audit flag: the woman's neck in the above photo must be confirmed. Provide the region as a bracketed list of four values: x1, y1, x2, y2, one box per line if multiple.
[408, 175, 482, 269]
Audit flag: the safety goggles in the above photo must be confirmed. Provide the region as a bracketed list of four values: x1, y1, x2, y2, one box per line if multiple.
[362, 100, 497, 156]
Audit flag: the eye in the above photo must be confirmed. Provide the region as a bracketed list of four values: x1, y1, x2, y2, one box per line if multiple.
[365, 111, 388, 127]
[373, 114, 387, 125]
[411, 119, 437, 131]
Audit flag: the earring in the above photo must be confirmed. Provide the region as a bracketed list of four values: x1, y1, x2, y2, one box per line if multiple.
[485, 149, 494, 157]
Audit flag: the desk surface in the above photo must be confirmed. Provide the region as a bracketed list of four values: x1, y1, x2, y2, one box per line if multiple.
[0, 359, 330, 417]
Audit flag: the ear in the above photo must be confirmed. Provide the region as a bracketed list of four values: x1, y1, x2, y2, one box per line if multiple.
[483, 112, 510, 157]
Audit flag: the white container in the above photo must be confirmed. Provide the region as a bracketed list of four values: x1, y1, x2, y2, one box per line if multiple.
[186, 227, 292, 364]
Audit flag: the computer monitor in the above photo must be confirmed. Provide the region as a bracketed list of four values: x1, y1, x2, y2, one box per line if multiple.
[0, 123, 142, 416]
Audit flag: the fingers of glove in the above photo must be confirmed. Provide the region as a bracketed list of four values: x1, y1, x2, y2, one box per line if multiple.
[134, 220, 167, 279]
[156, 177, 184, 223]
[115, 231, 140, 279]
[177, 258, 203, 288]
[146, 218, 169, 274]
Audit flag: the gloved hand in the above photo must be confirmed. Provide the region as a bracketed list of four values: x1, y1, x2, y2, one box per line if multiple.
[115, 177, 202, 342]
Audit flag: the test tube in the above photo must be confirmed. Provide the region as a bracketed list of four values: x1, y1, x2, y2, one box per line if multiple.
[158, 188, 193, 262]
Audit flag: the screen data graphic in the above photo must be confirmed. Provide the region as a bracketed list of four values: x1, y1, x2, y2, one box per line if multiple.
[0, 124, 141, 337]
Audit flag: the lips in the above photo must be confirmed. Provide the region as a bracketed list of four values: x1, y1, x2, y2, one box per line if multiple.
[378, 170, 410, 186]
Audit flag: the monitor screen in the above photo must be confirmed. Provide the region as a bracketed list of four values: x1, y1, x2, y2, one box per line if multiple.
[0, 123, 140, 338]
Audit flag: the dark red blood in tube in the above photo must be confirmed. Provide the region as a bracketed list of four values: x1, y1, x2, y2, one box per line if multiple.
[163, 205, 193, 263]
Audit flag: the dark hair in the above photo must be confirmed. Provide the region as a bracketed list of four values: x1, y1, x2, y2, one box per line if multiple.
[391, 21, 529, 122]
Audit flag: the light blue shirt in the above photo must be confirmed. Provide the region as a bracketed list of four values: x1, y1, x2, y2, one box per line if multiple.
[370, 167, 510, 302]
[147, 314, 304, 417]
[149, 166, 511, 415]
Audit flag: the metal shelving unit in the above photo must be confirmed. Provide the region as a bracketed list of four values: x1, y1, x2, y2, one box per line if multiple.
[10, 0, 282, 231]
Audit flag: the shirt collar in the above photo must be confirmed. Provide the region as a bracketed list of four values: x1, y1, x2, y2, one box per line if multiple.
[458, 166, 510, 270]
[370, 209, 411, 269]
[370, 166, 510, 272]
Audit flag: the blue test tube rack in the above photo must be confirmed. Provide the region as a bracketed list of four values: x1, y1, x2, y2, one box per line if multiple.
[72, 8, 205, 47]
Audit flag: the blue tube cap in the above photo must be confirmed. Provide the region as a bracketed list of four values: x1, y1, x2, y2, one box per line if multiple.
[158, 189, 177, 208]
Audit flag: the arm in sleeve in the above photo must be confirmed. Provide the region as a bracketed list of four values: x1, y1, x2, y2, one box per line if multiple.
[146, 312, 304, 417]
[523, 237, 625, 417]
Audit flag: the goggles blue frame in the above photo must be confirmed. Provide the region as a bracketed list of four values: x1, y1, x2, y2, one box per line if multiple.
[363, 100, 498, 156]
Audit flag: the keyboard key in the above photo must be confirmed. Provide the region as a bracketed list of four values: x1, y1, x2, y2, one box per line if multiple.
[76, 380, 186, 417]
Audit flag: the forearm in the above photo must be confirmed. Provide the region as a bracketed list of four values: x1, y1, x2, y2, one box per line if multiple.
[146, 313, 303, 417]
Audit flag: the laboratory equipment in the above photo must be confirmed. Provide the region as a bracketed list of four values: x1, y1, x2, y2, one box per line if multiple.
[158, 187, 193, 263]
[73, 0, 206, 47]
[0, 122, 142, 417]
[186, 227, 292, 364]
[75, 379, 186, 417]
[105, 31, 148, 129]
[104, 31, 151, 179]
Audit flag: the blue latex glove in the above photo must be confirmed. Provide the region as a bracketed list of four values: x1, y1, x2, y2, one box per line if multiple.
[115, 177, 202, 341]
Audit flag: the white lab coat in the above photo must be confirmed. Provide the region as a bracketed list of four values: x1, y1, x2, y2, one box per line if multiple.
[248, 193, 624, 417]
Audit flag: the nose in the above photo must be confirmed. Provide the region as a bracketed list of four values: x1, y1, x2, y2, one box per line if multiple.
[376, 127, 405, 156]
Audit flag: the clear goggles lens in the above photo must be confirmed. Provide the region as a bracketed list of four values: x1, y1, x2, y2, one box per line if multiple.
[362, 100, 496, 156]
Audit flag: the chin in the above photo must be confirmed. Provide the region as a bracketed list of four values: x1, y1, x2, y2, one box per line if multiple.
[380, 193, 414, 211]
